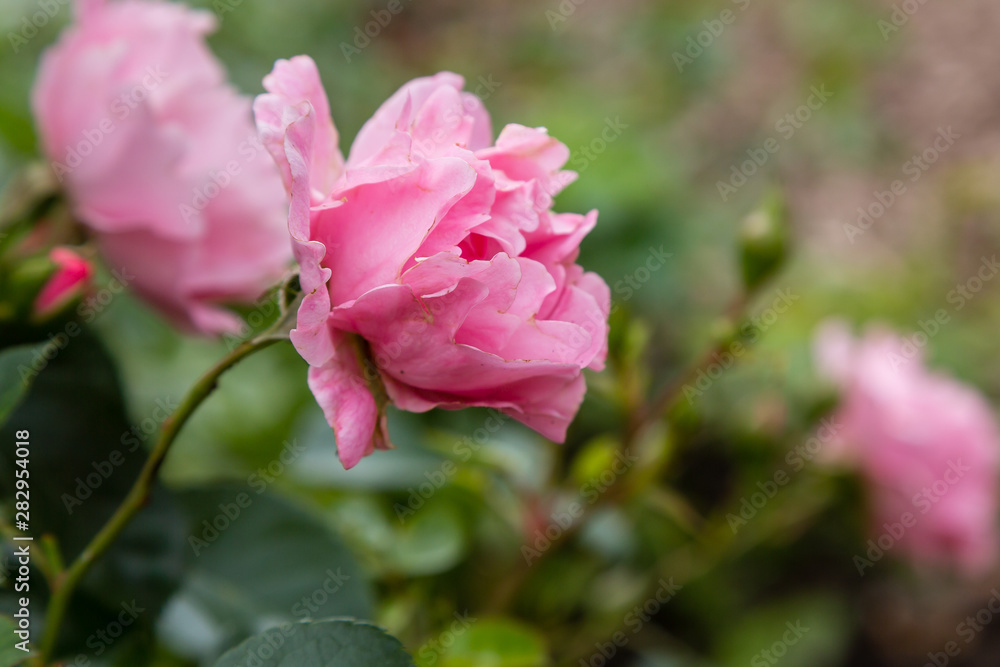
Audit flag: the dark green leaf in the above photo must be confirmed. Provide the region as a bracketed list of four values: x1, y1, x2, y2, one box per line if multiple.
[158, 487, 374, 663]
[385, 503, 466, 576]
[0, 329, 186, 656]
[212, 619, 413, 667]
[0, 343, 45, 427]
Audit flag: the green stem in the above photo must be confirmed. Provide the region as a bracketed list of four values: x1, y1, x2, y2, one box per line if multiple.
[34, 330, 286, 665]
[492, 289, 764, 613]
[553, 476, 832, 666]
[629, 292, 750, 437]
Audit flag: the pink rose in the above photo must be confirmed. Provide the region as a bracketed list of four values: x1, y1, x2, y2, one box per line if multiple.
[32, 0, 291, 334]
[33, 247, 94, 318]
[255, 56, 610, 468]
[815, 321, 1000, 575]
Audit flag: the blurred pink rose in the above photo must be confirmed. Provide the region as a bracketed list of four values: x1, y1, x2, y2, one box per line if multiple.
[815, 321, 1000, 575]
[255, 56, 610, 468]
[32, 0, 291, 333]
[33, 247, 94, 318]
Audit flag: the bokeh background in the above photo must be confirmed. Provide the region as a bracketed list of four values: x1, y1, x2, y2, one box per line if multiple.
[2, 0, 1000, 665]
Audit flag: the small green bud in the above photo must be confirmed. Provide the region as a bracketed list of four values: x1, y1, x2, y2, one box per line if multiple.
[740, 190, 789, 291]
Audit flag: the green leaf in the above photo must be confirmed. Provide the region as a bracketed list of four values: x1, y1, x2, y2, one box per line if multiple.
[569, 435, 621, 487]
[158, 487, 374, 663]
[0, 615, 31, 666]
[418, 618, 549, 667]
[0, 104, 36, 157]
[293, 410, 451, 492]
[0, 330, 186, 656]
[715, 594, 850, 667]
[385, 503, 466, 576]
[212, 619, 413, 667]
[0, 343, 44, 427]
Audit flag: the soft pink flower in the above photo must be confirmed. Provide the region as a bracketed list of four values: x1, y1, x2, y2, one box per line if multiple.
[33, 247, 94, 318]
[255, 56, 610, 468]
[815, 320, 1000, 575]
[32, 0, 291, 333]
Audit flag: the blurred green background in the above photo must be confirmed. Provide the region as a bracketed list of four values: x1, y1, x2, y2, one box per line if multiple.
[2, 0, 1000, 665]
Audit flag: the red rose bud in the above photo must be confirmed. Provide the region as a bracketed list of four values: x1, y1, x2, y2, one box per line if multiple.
[33, 247, 93, 319]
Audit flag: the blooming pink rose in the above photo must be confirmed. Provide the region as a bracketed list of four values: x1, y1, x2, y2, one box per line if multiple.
[32, 0, 291, 333]
[815, 321, 1000, 575]
[255, 56, 610, 468]
[33, 247, 94, 318]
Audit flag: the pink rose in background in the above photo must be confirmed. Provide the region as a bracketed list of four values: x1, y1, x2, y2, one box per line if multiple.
[255, 56, 610, 468]
[814, 320, 1000, 575]
[32, 0, 291, 334]
[33, 247, 94, 318]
